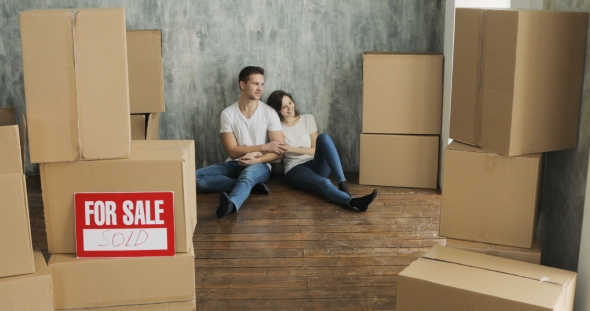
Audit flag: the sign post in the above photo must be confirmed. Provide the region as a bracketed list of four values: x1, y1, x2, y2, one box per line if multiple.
[74, 192, 175, 258]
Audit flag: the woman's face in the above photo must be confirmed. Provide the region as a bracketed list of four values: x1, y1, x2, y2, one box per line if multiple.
[280, 96, 296, 118]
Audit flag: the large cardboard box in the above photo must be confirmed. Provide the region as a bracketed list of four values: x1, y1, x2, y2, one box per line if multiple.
[450, 8, 588, 156]
[0, 249, 54, 311]
[440, 141, 543, 248]
[0, 124, 23, 175]
[0, 174, 34, 277]
[20, 8, 131, 163]
[131, 113, 160, 140]
[127, 29, 165, 113]
[362, 53, 443, 135]
[0, 121, 34, 278]
[360, 134, 439, 188]
[0, 107, 27, 172]
[447, 238, 541, 264]
[49, 252, 195, 311]
[41, 140, 197, 254]
[398, 246, 577, 311]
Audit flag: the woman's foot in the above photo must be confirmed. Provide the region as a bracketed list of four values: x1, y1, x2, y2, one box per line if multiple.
[338, 181, 350, 196]
[251, 182, 270, 194]
[349, 190, 377, 212]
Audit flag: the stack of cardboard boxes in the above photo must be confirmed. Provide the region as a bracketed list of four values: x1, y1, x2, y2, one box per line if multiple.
[127, 29, 165, 140]
[360, 52, 442, 189]
[0, 107, 54, 310]
[397, 8, 588, 310]
[19, 8, 197, 310]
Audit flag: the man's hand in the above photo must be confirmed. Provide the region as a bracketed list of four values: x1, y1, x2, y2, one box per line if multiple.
[262, 141, 284, 155]
[238, 152, 263, 166]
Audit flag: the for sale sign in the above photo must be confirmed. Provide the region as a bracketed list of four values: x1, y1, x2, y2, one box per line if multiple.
[74, 192, 175, 258]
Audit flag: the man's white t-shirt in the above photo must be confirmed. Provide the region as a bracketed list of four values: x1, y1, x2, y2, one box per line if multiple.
[282, 114, 318, 174]
[220, 101, 282, 167]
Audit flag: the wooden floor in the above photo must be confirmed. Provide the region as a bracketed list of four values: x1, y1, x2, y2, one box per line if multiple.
[27, 173, 444, 311]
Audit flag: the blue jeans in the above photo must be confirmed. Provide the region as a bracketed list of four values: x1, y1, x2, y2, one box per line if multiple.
[196, 161, 271, 210]
[285, 133, 351, 207]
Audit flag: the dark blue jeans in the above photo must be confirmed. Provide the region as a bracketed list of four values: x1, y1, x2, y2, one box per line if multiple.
[196, 161, 271, 210]
[285, 133, 351, 207]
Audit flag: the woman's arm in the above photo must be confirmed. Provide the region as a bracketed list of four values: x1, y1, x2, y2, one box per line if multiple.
[279, 131, 318, 156]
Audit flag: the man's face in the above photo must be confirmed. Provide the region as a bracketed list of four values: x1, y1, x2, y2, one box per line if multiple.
[240, 74, 264, 100]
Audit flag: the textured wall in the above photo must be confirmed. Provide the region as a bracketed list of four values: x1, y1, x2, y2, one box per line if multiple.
[538, 0, 590, 271]
[0, 0, 444, 174]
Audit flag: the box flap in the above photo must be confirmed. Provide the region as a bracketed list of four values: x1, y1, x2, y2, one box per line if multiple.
[447, 238, 539, 253]
[422, 246, 575, 287]
[446, 141, 542, 159]
[145, 113, 160, 140]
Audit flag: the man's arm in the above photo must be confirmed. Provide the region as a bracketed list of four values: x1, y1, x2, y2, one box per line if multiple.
[221, 131, 284, 160]
[255, 130, 285, 163]
[237, 130, 285, 166]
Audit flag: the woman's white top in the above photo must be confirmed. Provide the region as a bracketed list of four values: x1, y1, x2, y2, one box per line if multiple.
[282, 114, 318, 174]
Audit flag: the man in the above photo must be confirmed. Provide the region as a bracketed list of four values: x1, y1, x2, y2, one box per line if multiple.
[197, 66, 284, 218]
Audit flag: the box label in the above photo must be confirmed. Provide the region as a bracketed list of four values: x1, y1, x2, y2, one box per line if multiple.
[75, 192, 175, 257]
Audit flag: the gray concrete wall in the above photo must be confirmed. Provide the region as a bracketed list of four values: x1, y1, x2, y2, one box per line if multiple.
[538, 0, 590, 271]
[0, 0, 444, 174]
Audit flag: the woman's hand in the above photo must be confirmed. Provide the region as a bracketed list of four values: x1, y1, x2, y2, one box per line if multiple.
[278, 143, 292, 153]
[238, 152, 262, 166]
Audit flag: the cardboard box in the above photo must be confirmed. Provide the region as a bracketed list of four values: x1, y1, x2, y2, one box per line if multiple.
[0, 249, 54, 311]
[0, 107, 28, 172]
[131, 113, 160, 140]
[0, 121, 34, 278]
[0, 174, 35, 277]
[398, 246, 577, 311]
[362, 53, 443, 135]
[20, 8, 131, 163]
[0, 124, 23, 175]
[440, 141, 543, 248]
[41, 140, 197, 254]
[447, 238, 541, 264]
[360, 134, 439, 188]
[450, 8, 588, 156]
[127, 29, 165, 113]
[49, 252, 195, 310]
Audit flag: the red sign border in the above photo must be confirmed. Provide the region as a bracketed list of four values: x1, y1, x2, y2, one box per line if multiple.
[74, 191, 176, 258]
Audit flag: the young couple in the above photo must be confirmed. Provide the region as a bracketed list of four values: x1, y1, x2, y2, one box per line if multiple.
[196, 66, 377, 218]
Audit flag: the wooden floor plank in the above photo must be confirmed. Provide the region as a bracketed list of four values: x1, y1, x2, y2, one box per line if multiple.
[195, 266, 406, 278]
[196, 297, 396, 311]
[195, 286, 396, 300]
[195, 277, 308, 289]
[193, 231, 441, 242]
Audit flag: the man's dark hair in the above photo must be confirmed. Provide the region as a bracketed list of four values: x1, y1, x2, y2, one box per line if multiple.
[267, 90, 300, 122]
[238, 66, 264, 85]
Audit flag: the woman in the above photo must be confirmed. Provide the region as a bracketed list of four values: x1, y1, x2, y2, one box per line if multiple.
[267, 90, 377, 211]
